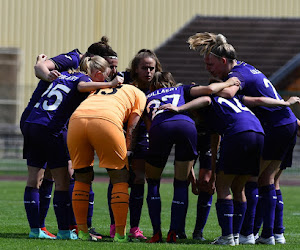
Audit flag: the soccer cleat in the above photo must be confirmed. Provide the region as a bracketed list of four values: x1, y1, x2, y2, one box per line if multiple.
[113, 233, 129, 243]
[176, 231, 187, 239]
[166, 230, 177, 243]
[274, 233, 286, 244]
[57, 230, 78, 240]
[78, 230, 98, 241]
[239, 233, 255, 244]
[41, 227, 56, 238]
[129, 227, 147, 239]
[255, 236, 275, 245]
[29, 228, 56, 239]
[147, 230, 163, 243]
[211, 234, 235, 246]
[110, 224, 116, 238]
[69, 225, 78, 235]
[193, 230, 206, 241]
[254, 233, 259, 240]
[233, 233, 239, 245]
[88, 227, 102, 240]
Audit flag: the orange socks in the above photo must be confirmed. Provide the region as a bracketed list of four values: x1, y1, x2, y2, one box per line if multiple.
[72, 181, 90, 233]
[111, 182, 129, 236]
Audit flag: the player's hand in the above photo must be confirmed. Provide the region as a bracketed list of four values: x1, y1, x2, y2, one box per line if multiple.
[207, 177, 216, 195]
[191, 179, 199, 195]
[286, 96, 300, 106]
[159, 103, 179, 112]
[228, 77, 240, 86]
[110, 75, 124, 87]
[46, 70, 61, 82]
[36, 54, 48, 64]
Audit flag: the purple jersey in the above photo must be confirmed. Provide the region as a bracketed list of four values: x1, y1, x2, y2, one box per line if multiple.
[227, 61, 297, 127]
[146, 85, 194, 128]
[50, 49, 81, 72]
[25, 71, 90, 134]
[20, 49, 81, 129]
[207, 95, 264, 136]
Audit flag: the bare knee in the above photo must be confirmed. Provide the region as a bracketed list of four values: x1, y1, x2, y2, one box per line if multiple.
[26, 166, 45, 188]
[108, 168, 129, 184]
[73, 166, 94, 185]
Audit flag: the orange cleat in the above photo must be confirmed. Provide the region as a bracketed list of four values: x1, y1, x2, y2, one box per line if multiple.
[41, 227, 56, 238]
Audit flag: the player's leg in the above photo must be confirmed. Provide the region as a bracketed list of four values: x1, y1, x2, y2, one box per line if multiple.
[129, 158, 147, 239]
[239, 176, 259, 243]
[107, 168, 130, 241]
[145, 162, 163, 243]
[23, 123, 54, 239]
[212, 171, 235, 246]
[39, 166, 55, 237]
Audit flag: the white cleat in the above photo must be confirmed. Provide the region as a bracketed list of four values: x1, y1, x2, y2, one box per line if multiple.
[211, 234, 235, 246]
[239, 233, 255, 244]
[233, 233, 239, 245]
[255, 236, 275, 245]
[274, 233, 286, 244]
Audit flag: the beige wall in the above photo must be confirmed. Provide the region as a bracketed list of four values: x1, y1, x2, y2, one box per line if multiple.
[1, 0, 300, 123]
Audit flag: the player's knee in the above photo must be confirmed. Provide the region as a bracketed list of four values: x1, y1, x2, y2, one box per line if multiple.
[108, 168, 129, 184]
[74, 166, 94, 184]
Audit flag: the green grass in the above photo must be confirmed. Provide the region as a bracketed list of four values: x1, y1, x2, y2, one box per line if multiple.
[0, 181, 300, 249]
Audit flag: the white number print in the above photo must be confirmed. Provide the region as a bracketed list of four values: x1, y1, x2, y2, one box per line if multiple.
[34, 83, 71, 111]
[263, 78, 281, 100]
[218, 97, 254, 115]
[147, 94, 181, 120]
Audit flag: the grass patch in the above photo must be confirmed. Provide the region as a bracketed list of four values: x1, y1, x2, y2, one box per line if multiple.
[0, 181, 300, 249]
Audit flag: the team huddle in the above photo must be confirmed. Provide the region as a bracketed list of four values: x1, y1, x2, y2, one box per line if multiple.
[21, 33, 300, 245]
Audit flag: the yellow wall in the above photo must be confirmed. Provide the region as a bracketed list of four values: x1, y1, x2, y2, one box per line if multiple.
[1, 0, 300, 122]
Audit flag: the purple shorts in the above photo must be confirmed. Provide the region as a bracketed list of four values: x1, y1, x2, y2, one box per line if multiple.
[263, 121, 297, 165]
[217, 131, 264, 176]
[146, 120, 198, 168]
[23, 123, 69, 169]
[132, 121, 149, 159]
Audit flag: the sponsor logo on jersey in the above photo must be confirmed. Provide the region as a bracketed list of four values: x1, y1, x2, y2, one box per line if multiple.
[65, 55, 72, 60]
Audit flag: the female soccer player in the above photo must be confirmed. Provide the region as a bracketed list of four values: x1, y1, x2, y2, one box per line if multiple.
[145, 71, 239, 243]
[22, 37, 121, 239]
[67, 80, 146, 243]
[23, 55, 121, 240]
[187, 32, 299, 245]
[107, 49, 162, 240]
[160, 89, 299, 245]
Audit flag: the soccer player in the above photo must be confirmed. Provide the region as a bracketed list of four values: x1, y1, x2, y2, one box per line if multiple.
[24, 37, 120, 238]
[160, 89, 299, 246]
[187, 32, 299, 245]
[67, 83, 146, 242]
[107, 49, 162, 240]
[145, 71, 239, 243]
[22, 55, 121, 240]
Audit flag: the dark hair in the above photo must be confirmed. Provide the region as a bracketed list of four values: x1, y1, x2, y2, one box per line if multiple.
[129, 49, 162, 81]
[150, 72, 177, 92]
[87, 36, 117, 58]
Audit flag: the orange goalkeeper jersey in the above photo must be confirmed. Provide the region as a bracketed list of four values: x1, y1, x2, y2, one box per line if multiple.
[70, 84, 146, 129]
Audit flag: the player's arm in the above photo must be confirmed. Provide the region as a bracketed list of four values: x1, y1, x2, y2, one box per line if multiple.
[34, 54, 61, 82]
[159, 96, 211, 113]
[242, 96, 300, 108]
[208, 132, 220, 195]
[125, 113, 143, 152]
[77, 75, 124, 92]
[190, 77, 240, 97]
[142, 111, 152, 132]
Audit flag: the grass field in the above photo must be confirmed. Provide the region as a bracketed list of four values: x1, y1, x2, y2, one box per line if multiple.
[0, 180, 300, 249]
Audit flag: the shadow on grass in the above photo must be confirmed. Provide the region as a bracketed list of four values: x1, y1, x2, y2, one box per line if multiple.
[0, 233, 28, 239]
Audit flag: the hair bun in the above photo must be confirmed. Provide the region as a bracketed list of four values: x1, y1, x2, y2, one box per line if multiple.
[216, 34, 227, 45]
